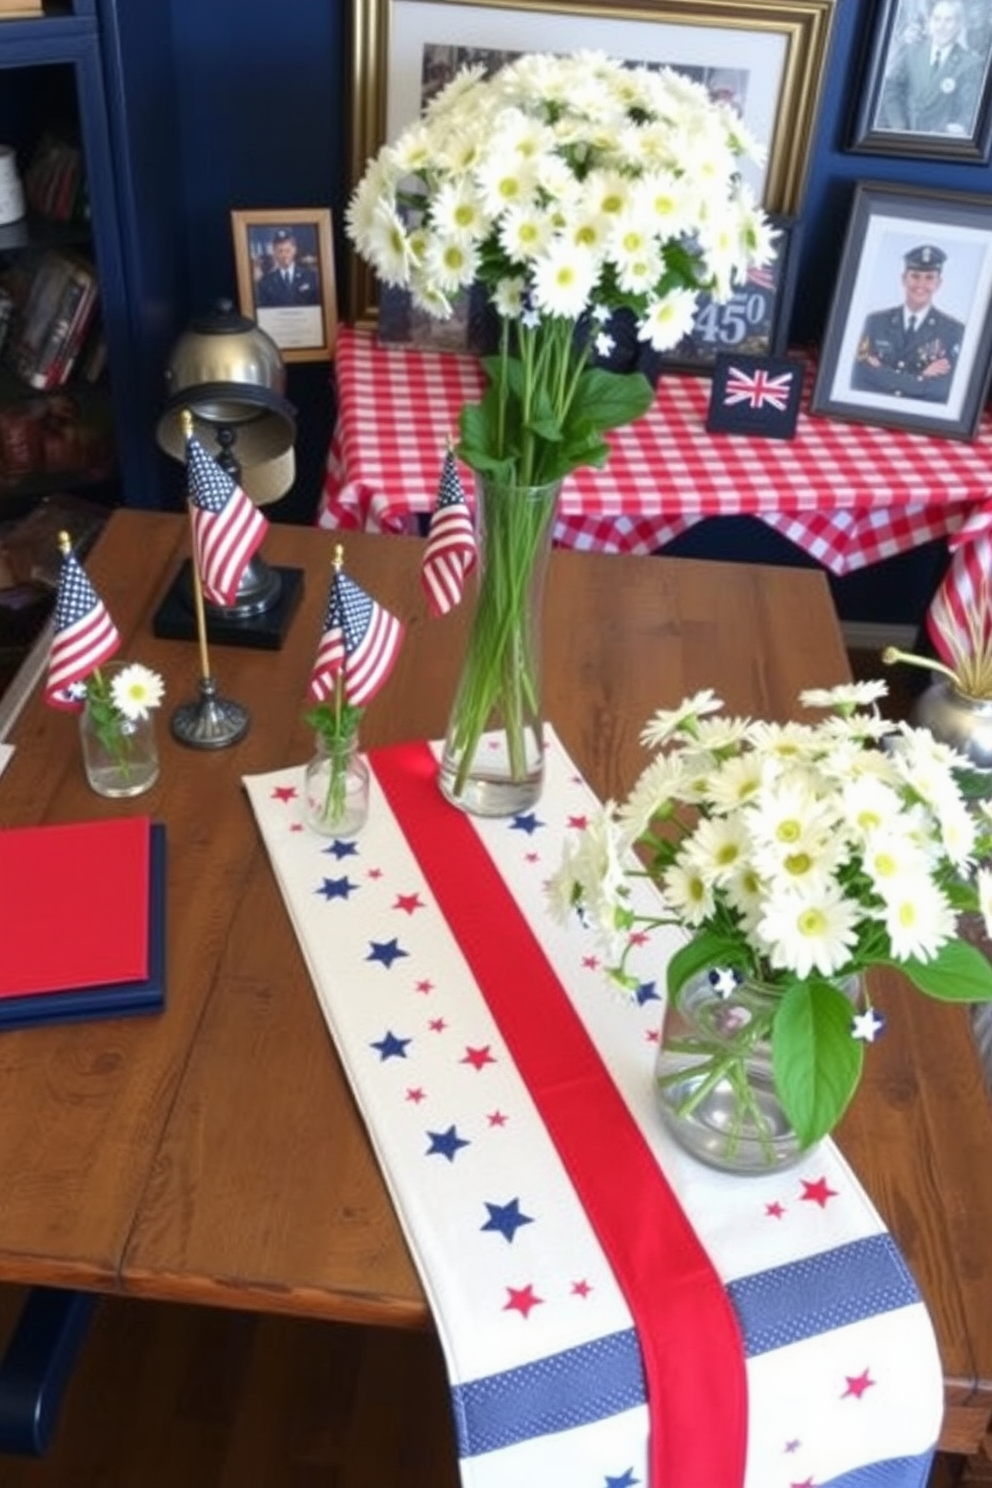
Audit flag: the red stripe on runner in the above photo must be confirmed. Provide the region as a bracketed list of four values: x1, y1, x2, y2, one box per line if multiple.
[371, 739, 748, 1488]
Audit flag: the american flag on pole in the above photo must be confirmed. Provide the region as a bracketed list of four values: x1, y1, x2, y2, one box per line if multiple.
[309, 562, 404, 707]
[927, 504, 992, 667]
[421, 448, 477, 617]
[186, 431, 268, 606]
[45, 545, 120, 710]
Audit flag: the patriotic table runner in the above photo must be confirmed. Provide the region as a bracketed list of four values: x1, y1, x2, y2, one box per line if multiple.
[319, 326, 992, 577]
[243, 729, 943, 1488]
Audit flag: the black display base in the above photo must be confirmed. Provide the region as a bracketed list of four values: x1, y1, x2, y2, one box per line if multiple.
[152, 562, 304, 650]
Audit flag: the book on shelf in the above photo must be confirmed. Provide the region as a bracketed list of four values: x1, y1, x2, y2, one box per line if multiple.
[22, 131, 84, 221]
[0, 0, 44, 17]
[0, 815, 167, 1030]
[7, 250, 98, 390]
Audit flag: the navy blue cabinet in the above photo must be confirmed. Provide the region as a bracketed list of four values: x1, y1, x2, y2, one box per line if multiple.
[0, 1, 186, 512]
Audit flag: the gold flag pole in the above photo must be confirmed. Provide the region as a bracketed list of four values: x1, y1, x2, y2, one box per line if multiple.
[169, 408, 251, 750]
[182, 410, 213, 685]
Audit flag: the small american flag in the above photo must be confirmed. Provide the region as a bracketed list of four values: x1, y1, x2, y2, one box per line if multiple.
[421, 449, 477, 617]
[927, 505, 992, 667]
[186, 432, 268, 606]
[309, 564, 404, 707]
[45, 546, 120, 710]
[723, 365, 794, 412]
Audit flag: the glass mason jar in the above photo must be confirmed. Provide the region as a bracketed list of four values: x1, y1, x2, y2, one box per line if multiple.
[303, 730, 370, 837]
[78, 662, 160, 799]
[654, 968, 805, 1176]
[437, 474, 560, 817]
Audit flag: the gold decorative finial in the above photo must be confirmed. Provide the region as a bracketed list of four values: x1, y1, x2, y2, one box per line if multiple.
[181, 409, 194, 439]
[58, 530, 71, 556]
[333, 543, 344, 572]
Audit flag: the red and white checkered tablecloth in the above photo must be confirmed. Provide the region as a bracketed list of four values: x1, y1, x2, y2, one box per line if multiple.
[319, 325, 992, 576]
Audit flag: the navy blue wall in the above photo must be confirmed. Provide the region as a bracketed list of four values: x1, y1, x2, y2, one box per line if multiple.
[162, 0, 991, 620]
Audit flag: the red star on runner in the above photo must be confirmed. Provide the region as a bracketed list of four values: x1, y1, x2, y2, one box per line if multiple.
[414, 979, 434, 995]
[462, 1045, 496, 1071]
[487, 1111, 508, 1127]
[271, 785, 297, 802]
[567, 814, 588, 829]
[582, 954, 600, 970]
[504, 1284, 543, 1318]
[289, 822, 303, 832]
[571, 1279, 593, 1298]
[405, 1088, 426, 1103]
[394, 892, 424, 914]
[428, 1017, 446, 1033]
[525, 850, 539, 863]
[843, 1369, 875, 1399]
[766, 1201, 786, 1219]
[800, 1176, 838, 1208]
[367, 867, 383, 879]
[628, 930, 650, 947]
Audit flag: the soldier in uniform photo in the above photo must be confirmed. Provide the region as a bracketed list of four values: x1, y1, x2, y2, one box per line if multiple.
[877, 0, 984, 136]
[255, 228, 320, 308]
[851, 243, 964, 403]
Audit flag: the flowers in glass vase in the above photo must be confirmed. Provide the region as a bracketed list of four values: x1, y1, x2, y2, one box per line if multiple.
[78, 662, 165, 797]
[348, 50, 774, 812]
[548, 681, 992, 1151]
[346, 49, 774, 488]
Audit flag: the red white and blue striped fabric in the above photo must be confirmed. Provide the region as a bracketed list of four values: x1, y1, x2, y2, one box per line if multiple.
[244, 729, 943, 1488]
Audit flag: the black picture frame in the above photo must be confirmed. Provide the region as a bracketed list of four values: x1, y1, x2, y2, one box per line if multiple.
[657, 216, 800, 375]
[850, 0, 992, 161]
[810, 182, 992, 440]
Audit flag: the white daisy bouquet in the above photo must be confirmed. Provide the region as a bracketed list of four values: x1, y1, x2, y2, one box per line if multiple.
[82, 663, 165, 778]
[548, 681, 992, 1149]
[348, 51, 774, 801]
[347, 49, 773, 488]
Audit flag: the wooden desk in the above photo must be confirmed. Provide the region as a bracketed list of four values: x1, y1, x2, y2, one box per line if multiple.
[1, 511, 991, 1458]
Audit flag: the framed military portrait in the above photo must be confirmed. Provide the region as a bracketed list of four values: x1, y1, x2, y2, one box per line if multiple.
[231, 208, 338, 362]
[811, 183, 992, 439]
[851, 0, 992, 160]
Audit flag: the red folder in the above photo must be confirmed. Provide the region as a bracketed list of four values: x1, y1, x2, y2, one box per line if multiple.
[0, 816, 151, 998]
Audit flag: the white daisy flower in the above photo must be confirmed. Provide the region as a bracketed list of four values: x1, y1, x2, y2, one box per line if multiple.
[110, 663, 165, 721]
[757, 880, 860, 980]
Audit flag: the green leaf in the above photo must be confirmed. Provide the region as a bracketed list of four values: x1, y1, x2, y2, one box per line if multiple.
[898, 937, 992, 1002]
[569, 368, 654, 431]
[666, 930, 748, 1005]
[773, 980, 863, 1149]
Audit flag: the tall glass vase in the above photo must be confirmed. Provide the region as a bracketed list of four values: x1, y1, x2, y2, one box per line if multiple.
[438, 474, 560, 817]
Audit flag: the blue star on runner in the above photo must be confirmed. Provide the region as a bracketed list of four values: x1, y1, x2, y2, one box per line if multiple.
[509, 812, 544, 836]
[605, 1471, 640, 1487]
[315, 876, 357, 901]
[367, 938, 409, 968]
[323, 838, 359, 860]
[634, 980, 660, 1006]
[426, 1125, 470, 1162]
[371, 1031, 411, 1061]
[481, 1197, 534, 1242]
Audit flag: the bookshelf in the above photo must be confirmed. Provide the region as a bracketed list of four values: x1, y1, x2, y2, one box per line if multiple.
[0, 1, 185, 521]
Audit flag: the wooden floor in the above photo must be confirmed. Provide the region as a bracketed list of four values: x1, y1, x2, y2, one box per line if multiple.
[0, 650, 976, 1487]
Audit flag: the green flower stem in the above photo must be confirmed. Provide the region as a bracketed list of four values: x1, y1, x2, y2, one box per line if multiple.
[304, 687, 363, 829]
[448, 478, 559, 797]
[85, 667, 133, 782]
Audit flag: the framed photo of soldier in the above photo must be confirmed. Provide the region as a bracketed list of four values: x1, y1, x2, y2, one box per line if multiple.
[851, 0, 992, 160]
[231, 208, 338, 362]
[811, 183, 992, 439]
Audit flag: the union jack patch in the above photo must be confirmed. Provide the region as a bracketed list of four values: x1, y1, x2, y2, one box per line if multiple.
[706, 353, 805, 439]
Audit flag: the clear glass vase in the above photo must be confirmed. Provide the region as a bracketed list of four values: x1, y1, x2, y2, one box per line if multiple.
[303, 730, 370, 837]
[78, 663, 160, 799]
[655, 968, 806, 1176]
[437, 474, 560, 817]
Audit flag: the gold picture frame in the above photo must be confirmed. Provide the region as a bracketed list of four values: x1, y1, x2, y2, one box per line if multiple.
[345, 0, 835, 324]
[231, 207, 338, 362]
